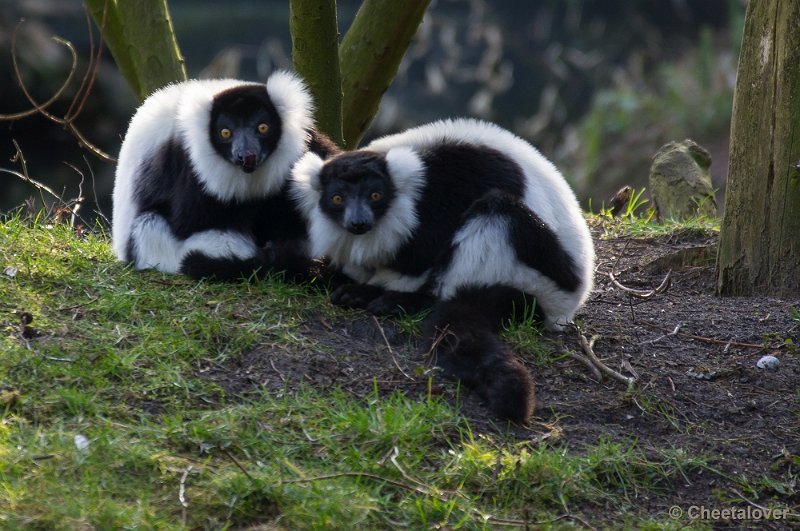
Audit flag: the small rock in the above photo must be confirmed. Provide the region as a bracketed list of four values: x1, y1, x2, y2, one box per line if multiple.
[74, 434, 90, 452]
[756, 355, 780, 370]
[648, 139, 717, 221]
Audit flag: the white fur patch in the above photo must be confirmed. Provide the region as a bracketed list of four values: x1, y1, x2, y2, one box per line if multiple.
[290, 149, 427, 270]
[367, 269, 429, 292]
[181, 230, 259, 260]
[289, 152, 325, 220]
[129, 212, 183, 273]
[338, 264, 428, 292]
[434, 215, 580, 331]
[127, 212, 259, 274]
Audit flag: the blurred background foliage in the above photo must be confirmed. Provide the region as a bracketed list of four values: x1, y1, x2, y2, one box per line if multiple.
[1, 0, 744, 224]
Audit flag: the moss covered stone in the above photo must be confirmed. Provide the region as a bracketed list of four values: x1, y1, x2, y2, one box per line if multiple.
[648, 139, 717, 221]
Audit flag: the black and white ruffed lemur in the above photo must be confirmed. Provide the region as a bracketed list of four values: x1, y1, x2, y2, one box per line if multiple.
[112, 71, 339, 280]
[290, 118, 595, 422]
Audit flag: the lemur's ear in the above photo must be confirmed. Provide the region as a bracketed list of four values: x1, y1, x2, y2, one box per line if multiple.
[292, 152, 325, 191]
[385, 146, 424, 190]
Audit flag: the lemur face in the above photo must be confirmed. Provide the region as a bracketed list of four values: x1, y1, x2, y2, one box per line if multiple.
[209, 86, 283, 173]
[317, 151, 396, 235]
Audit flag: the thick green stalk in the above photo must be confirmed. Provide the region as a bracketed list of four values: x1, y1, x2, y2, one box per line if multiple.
[85, 0, 187, 102]
[339, 0, 431, 147]
[290, 0, 344, 147]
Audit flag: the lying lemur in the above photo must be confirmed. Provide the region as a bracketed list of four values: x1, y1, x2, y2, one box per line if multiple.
[291, 118, 595, 422]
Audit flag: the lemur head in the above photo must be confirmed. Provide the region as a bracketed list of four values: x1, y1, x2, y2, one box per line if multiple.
[209, 85, 282, 173]
[291, 146, 425, 265]
[314, 151, 396, 234]
[178, 72, 314, 202]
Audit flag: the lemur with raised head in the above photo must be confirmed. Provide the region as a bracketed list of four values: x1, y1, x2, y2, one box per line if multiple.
[291, 118, 595, 422]
[112, 71, 339, 280]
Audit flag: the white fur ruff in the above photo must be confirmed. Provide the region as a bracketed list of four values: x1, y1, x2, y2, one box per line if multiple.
[112, 71, 313, 268]
[290, 149, 427, 271]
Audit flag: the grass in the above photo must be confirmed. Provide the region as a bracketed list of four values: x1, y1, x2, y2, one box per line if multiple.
[588, 188, 720, 241]
[0, 212, 724, 528]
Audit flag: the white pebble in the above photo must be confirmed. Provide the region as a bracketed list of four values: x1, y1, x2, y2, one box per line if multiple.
[756, 355, 780, 370]
[74, 434, 90, 452]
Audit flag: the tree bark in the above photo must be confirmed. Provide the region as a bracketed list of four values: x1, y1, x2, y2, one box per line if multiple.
[290, 0, 344, 147]
[716, 0, 800, 296]
[86, 0, 187, 102]
[339, 0, 431, 148]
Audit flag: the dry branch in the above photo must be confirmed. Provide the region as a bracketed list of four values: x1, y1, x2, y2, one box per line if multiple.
[571, 326, 636, 390]
[608, 269, 672, 299]
[607, 239, 672, 300]
[1, 19, 115, 162]
[1, 142, 90, 227]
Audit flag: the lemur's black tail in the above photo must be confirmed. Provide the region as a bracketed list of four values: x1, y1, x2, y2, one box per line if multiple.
[421, 286, 539, 423]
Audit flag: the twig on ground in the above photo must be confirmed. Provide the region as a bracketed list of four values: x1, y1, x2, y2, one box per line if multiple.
[372, 315, 415, 381]
[571, 326, 636, 390]
[269, 357, 287, 383]
[729, 488, 800, 519]
[567, 351, 603, 381]
[607, 239, 672, 300]
[178, 465, 192, 508]
[608, 269, 672, 300]
[642, 324, 682, 345]
[221, 448, 255, 483]
[640, 322, 776, 350]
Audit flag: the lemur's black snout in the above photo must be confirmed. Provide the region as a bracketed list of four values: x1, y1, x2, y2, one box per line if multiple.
[347, 220, 373, 235]
[237, 152, 258, 173]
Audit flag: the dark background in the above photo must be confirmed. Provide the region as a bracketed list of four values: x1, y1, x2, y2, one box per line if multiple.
[1, 0, 745, 225]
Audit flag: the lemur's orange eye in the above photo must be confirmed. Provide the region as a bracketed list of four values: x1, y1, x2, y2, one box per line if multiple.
[370, 192, 382, 202]
[331, 194, 344, 205]
[257, 123, 269, 135]
[219, 128, 232, 140]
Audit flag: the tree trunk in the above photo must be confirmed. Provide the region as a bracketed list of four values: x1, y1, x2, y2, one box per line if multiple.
[716, 0, 800, 296]
[290, 0, 344, 147]
[86, 0, 187, 102]
[339, 0, 431, 148]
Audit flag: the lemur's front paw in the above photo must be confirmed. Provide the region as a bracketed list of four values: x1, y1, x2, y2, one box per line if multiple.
[330, 284, 385, 309]
[365, 291, 434, 316]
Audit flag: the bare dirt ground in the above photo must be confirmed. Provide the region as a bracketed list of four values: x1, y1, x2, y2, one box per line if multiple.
[201, 225, 800, 526]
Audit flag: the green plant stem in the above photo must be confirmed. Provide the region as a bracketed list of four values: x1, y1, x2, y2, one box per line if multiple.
[339, 0, 431, 147]
[85, 0, 187, 101]
[290, 0, 344, 147]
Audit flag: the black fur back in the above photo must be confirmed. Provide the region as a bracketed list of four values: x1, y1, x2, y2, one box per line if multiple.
[387, 143, 526, 276]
